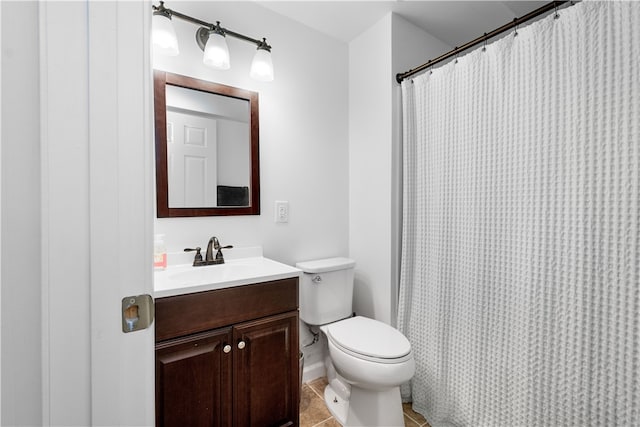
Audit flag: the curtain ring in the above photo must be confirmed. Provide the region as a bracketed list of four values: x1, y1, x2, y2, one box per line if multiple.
[554, 2, 560, 19]
[482, 33, 488, 52]
[513, 18, 519, 37]
[454, 47, 459, 64]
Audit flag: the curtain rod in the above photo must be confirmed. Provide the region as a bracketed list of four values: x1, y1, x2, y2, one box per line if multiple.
[396, 0, 571, 84]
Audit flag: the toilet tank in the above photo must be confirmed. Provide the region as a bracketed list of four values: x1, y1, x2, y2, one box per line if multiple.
[296, 257, 356, 325]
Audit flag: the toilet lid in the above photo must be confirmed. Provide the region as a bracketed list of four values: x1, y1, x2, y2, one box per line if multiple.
[326, 316, 411, 360]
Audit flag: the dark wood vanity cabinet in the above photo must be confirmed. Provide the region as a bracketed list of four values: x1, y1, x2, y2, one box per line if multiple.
[156, 328, 232, 426]
[233, 312, 298, 426]
[155, 278, 300, 427]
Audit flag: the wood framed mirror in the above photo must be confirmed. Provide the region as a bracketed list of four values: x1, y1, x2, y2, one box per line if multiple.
[154, 70, 260, 217]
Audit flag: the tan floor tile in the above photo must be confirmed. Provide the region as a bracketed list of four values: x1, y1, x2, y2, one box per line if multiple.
[404, 413, 422, 427]
[300, 385, 313, 412]
[403, 402, 429, 426]
[302, 378, 431, 427]
[300, 384, 333, 426]
[308, 377, 329, 397]
[314, 418, 342, 427]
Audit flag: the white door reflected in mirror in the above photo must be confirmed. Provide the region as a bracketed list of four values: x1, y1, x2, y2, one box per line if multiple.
[167, 111, 218, 207]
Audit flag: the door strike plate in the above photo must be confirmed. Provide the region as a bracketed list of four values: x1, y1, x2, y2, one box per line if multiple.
[122, 294, 154, 333]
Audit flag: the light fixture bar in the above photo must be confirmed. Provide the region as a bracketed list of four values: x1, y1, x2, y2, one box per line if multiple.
[152, 1, 271, 51]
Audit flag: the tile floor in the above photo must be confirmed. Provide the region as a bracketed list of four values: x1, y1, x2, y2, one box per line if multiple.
[300, 377, 431, 427]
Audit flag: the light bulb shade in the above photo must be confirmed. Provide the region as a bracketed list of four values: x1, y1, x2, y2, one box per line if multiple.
[152, 13, 179, 56]
[250, 48, 274, 82]
[203, 32, 231, 70]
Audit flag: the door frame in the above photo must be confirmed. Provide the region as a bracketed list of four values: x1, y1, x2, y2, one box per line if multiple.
[39, 1, 155, 425]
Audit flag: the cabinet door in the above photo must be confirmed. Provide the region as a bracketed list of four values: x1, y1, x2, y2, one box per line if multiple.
[233, 311, 299, 427]
[156, 328, 233, 427]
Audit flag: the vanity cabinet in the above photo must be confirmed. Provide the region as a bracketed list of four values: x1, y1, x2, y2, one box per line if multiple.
[155, 278, 299, 427]
[156, 328, 232, 426]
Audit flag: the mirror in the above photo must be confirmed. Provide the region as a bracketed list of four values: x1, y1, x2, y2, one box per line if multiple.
[154, 70, 260, 217]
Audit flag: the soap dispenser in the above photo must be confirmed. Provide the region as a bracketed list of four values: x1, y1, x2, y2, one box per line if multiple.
[154, 234, 167, 270]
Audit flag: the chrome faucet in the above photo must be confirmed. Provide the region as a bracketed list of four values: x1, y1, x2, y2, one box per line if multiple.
[185, 236, 233, 267]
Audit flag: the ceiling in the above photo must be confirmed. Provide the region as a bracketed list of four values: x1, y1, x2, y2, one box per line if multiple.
[255, 1, 547, 46]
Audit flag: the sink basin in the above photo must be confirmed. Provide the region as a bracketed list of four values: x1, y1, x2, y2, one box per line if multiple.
[154, 256, 301, 298]
[168, 262, 258, 283]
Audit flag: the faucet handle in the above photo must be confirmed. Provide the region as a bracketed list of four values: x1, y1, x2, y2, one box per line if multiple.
[184, 247, 203, 265]
[215, 245, 234, 261]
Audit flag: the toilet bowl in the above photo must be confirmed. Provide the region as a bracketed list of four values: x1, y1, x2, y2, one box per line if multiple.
[320, 316, 415, 426]
[296, 258, 415, 427]
[322, 316, 414, 389]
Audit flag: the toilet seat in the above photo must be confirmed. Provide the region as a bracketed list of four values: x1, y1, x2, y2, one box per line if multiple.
[325, 316, 412, 364]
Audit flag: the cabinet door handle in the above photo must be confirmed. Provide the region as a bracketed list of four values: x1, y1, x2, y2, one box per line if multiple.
[223, 344, 231, 354]
[237, 340, 246, 350]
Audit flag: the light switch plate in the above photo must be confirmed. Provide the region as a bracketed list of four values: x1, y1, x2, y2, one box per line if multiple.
[275, 201, 289, 223]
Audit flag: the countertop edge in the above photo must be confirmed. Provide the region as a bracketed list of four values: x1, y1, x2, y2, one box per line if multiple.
[154, 257, 302, 299]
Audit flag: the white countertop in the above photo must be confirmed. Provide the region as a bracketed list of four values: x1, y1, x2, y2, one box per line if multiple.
[154, 248, 301, 298]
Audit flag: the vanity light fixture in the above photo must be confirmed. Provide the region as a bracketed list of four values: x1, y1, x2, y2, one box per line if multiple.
[152, 1, 274, 82]
[249, 39, 275, 82]
[202, 22, 231, 70]
[151, 3, 179, 56]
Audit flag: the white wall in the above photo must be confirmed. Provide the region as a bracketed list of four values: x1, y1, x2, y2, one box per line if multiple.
[1, 2, 42, 425]
[348, 13, 450, 325]
[217, 119, 250, 186]
[348, 15, 393, 323]
[153, 1, 350, 268]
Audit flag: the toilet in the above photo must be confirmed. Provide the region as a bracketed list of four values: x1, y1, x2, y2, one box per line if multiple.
[297, 257, 415, 427]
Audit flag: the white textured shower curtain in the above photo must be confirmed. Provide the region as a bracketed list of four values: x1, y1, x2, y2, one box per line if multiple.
[398, 2, 639, 426]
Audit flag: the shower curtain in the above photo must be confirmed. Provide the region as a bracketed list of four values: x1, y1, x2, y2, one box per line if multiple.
[398, 2, 639, 426]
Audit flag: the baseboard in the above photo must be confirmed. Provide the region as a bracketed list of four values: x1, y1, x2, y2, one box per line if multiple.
[302, 360, 326, 383]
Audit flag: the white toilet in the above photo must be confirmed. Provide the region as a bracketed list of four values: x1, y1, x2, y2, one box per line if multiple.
[297, 257, 415, 427]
